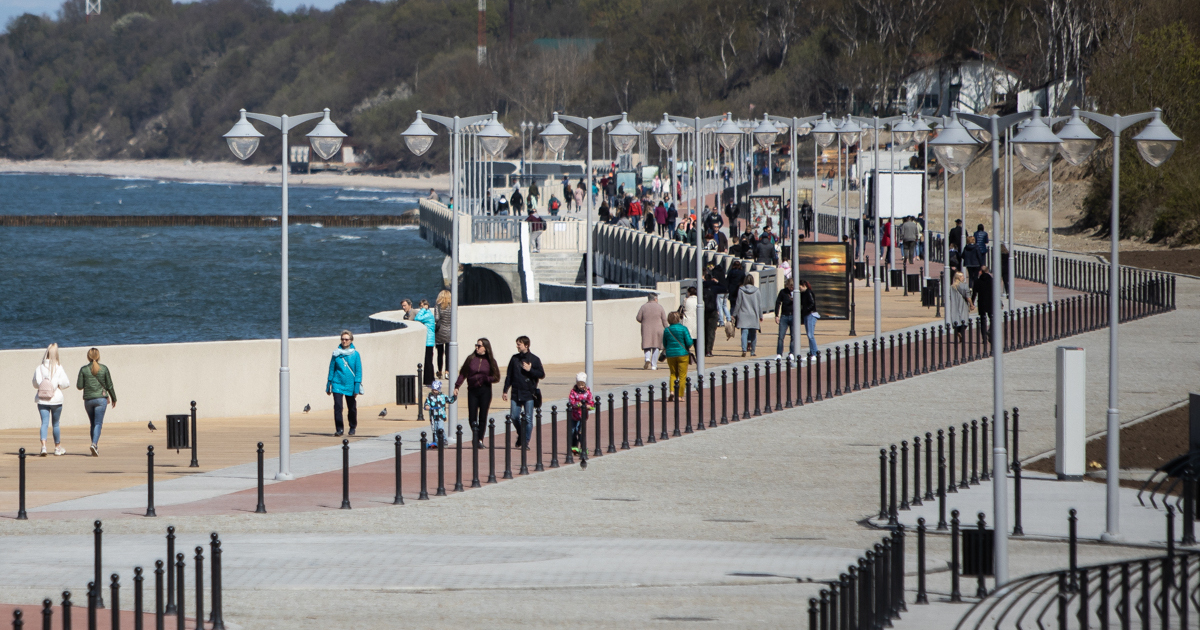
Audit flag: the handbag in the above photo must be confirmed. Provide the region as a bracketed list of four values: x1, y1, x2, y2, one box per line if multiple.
[37, 365, 56, 401]
[534, 387, 543, 408]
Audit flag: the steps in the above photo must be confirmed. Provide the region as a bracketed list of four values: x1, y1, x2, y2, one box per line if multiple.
[532, 252, 586, 285]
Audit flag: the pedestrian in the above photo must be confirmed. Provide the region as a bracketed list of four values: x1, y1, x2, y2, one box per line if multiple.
[703, 272, 722, 357]
[972, 265, 995, 340]
[655, 201, 668, 236]
[756, 229, 777, 265]
[32, 343, 70, 456]
[501, 336, 544, 448]
[636, 293, 669, 369]
[435, 290, 452, 379]
[548, 195, 562, 217]
[528, 179, 540, 210]
[399, 299, 415, 321]
[974, 224, 989, 257]
[680, 286, 698, 350]
[947, 271, 973, 343]
[598, 200, 612, 223]
[76, 347, 116, 457]
[414, 299, 437, 385]
[454, 337, 500, 448]
[962, 236, 984, 288]
[528, 209, 546, 252]
[774, 279, 798, 358]
[899, 216, 920, 263]
[423, 380, 456, 449]
[734, 275, 762, 357]
[881, 219, 893, 265]
[574, 181, 585, 212]
[428, 188, 439, 202]
[725, 259, 746, 322]
[798, 279, 819, 357]
[565, 372, 595, 455]
[510, 186, 525, 214]
[666, 199, 678, 235]
[326, 330, 362, 437]
[663, 312, 694, 400]
[949, 218, 964, 250]
[562, 175, 572, 211]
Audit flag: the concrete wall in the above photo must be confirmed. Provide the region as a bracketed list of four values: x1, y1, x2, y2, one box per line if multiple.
[538, 283, 657, 303]
[0, 327, 427, 431]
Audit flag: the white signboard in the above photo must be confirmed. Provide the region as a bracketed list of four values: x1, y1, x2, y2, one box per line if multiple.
[868, 170, 926, 219]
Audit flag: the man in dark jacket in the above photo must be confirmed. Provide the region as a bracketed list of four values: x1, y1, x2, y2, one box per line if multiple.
[703, 273, 722, 356]
[774, 279, 797, 357]
[949, 219, 963, 250]
[971, 266, 994, 341]
[725, 260, 747, 312]
[502, 335, 545, 448]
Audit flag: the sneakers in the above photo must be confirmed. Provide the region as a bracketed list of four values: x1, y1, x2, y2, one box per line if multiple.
[54, 446, 65, 456]
[741, 351, 747, 357]
[40, 446, 47, 457]
[348, 429, 356, 436]
[89, 444, 99, 457]
[334, 430, 344, 437]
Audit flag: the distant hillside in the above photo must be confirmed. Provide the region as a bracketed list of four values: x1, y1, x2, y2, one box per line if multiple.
[0, 0, 1196, 242]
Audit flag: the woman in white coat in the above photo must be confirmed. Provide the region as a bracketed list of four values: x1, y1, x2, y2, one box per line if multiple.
[33, 343, 71, 456]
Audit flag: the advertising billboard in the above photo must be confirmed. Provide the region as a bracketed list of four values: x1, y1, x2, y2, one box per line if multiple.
[794, 242, 851, 319]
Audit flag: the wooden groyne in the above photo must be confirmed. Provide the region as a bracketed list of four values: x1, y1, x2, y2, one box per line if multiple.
[0, 213, 418, 227]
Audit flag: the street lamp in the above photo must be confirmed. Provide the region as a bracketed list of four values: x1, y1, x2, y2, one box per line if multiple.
[1069, 106, 1181, 542]
[1013, 108, 1064, 304]
[609, 113, 640, 155]
[837, 117, 862, 241]
[223, 107, 346, 480]
[401, 109, 494, 437]
[912, 115, 934, 281]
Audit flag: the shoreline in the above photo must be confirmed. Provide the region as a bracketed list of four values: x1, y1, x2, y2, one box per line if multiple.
[0, 158, 451, 191]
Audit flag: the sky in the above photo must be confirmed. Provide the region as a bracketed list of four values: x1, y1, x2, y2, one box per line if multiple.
[1, 0, 344, 30]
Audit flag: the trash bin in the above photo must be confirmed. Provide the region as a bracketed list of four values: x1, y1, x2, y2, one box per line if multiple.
[890, 269, 904, 287]
[396, 375, 418, 406]
[961, 528, 995, 576]
[166, 414, 190, 452]
[906, 273, 922, 293]
[854, 262, 866, 280]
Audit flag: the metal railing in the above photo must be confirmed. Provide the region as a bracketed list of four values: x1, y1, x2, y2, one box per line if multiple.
[472, 215, 522, 241]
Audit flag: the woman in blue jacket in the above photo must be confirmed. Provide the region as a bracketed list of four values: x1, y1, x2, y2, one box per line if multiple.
[326, 330, 363, 437]
[414, 299, 437, 386]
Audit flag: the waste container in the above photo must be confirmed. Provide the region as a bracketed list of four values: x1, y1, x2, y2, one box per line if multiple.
[854, 262, 866, 280]
[890, 269, 904, 287]
[1056, 346, 1087, 480]
[906, 273, 922, 293]
[961, 527, 994, 576]
[396, 375, 418, 406]
[922, 278, 941, 307]
[166, 414, 190, 452]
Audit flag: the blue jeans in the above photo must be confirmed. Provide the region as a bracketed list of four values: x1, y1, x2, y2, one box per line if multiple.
[776, 315, 798, 356]
[85, 398, 108, 444]
[38, 404, 62, 443]
[510, 398, 535, 446]
[803, 314, 819, 357]
[740, 328, 758, 354]
[716, 295, 731, 325]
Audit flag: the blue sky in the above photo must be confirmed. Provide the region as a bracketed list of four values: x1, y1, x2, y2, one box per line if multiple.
[2, 0, 344, 30]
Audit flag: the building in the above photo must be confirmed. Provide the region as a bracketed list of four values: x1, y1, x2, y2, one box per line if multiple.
[903, 51, 1020, 116]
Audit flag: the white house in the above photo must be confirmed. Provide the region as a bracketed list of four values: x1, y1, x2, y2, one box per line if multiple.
[903, 57, 1020, 116]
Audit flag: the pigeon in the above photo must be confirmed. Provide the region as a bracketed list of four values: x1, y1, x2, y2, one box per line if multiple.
[147, 421, 157, 432]
[303, 404, 311, 413]
[378, 408, 388, 418]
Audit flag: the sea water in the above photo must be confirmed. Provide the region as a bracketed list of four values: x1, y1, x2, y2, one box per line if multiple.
[0, 173, 444, 350]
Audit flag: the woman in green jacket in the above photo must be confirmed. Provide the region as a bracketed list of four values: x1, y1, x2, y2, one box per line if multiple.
[77, 348, 117, 457]
[663, 311, 693, 400]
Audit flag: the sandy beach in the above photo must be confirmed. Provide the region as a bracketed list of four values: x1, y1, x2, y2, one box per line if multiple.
[0, 158, 451, 191]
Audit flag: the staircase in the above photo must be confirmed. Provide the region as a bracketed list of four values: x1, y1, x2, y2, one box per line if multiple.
[532, 252, 586, 285]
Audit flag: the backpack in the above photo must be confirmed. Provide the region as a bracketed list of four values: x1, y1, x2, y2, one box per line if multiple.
[37, 365, 56, 401]
[550, 199, 560, 211]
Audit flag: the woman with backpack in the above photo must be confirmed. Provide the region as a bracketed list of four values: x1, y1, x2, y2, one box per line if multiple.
[33, 343, 70, 456]
[326, 330, 363, 437]
[76, 347, 117, 456]
[435, 290, 452, 379]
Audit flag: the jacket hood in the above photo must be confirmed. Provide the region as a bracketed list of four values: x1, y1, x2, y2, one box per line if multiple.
[740, 285, 759, 295]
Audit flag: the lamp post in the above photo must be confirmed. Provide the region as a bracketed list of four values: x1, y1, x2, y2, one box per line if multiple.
[769, 115, 824, 356]
[912, 115, 934, 281]
[224, 108, 346, 480]
[852, 114, 902, 336]
[1011, 109, 1065, 307]
[542, 112, 625, 391]
[1068, 106, 1180, 541]
[810, 114, 838, 243]
[401, 110, 505, 435]
[837, 118, 862, 243]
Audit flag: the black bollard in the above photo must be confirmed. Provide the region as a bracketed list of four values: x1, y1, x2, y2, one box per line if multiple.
[911, 436, 922, 506]
[786, 357, 794, 407]
[870, 338, 879, 387]
[938, 453, 947, 531]
[436, 429, 448, 495]
[418, 432, 430, 499]
[17, 448, 27, 520]
[42, 599, 52, 630]
[825, 348, 833, 399]
[961, 422, 970, 489]
[341, 439, 352, 508]
[925, 432, 934, 501]
[146, 446, 157, 518]
[834, 346, 842, 396]
[210, 534, 225, 630]
[155, 562, 164, 630]
[416, 364, 425, 422]
[743, 364, 752, 412]
[647, 385, 657, 444]
[256, 442, 267, 513]
[730, 368, 740, 421]
[87, 583, 96, 630]
[194, 547, 205, 630]
[905, 331, 914, 378]
[165, 527, 175, 614]
[110, 574, 120, 630]
[607, 393, 616, 453]
[61, 591, 72, 630]
[394, 436, 406, 503]
[684, 378, 694, 433]
[1013, 460, 1024, 535]
[673, 382, 681, 437]
[947, 426, 957, 493]
[696, 375, 705, 431]
[660, 382, 670, 436]
[900, 441, 910, 510]
[519, 420, 529, 476]
[853, 342, 861, 392]
[174, 553, 185, 630]
[189, 401, 199, 468]
[888, 446, 898, 525]
[807, 349, 814, 403]
[503, 418, 514, 480]
[534, 408, 545, 472]
[776, 357, 783, 410]
[980, 416, 990, 481]
[759, 362, 767, 416]
[879, 449, 888, 521]
[635, 390, 645, 446]
[487, 420, 497, 483]
[594, 400, 604, 457]
[975, 513, 988, 598]
[456, 425, 467, 488]
[970, 419, 979, 484]
[94, 520, 105, 608]
[916, 518, 928, 604]
[550, 406, 561, 468]
[621, 391, 630, 449]
[950, 510, 962, 602]
[579, 405, 589, 470]
[814, 351, 823, 401]
[752, 362, 762, 416]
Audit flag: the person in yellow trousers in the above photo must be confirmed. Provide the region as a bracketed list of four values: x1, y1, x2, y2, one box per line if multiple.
[662, 312, 694, 401]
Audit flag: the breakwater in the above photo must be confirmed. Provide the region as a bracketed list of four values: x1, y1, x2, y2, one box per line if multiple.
[0, 213, 417, 227]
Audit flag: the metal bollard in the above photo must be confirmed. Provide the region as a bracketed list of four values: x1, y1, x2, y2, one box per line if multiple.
[686, 378, 696, 433]
[503, 418, 514, 480]
[808, 598, 818, 630]
[888, 334, 896, 382]
[636, 389, 645, 445]
[535, 409, 545, 471]
[825, 348, 833, 399]
[1068, 508, 1078, 590]
[154, 562, 163, 630]
[341, 439, 352, 508]
[456, 425, 467, 488]
[607, 393, 617, 453]
[87, 583, 96, 630]
[110, 574, 120, 630]
[673, 383, 681, 437]
[751, 363, 762, 416]
[647, 385, 658, 443]
[41, 598, 52, 630]
[906, 331, 914, 378]
[17, 448, 27, 520]
[950, 510, 962, 602]
[721, 370, 729, 423]
[814, 351, 823, 401]
[970, 419, 979, 485]
[870, 338, 879, 387]
[256, 442, 267, 513]
[786, 356, 795, 406]
[194, 548, 204, 630]
[416, 364, 425, 422]
[744, 365, 752, 412]
[519, 420, 529, 476]
[144, 446, 157, 518]
[595, 399, 604, 456]
[879, 449, 888, 521]
[435, 427, 449, 494]
[61, 591, 72, 630]
[550, 406, 561, 468]
[94, 520, 105, 608]
[853, 342, 861, 392]
[888, 445, 898, 525]
[834, 346, 841, 396]
[731, 368, 740, 421]
[762, 362, 770, 414]
[621, 391, 630, 449]
[960, 423, 970, 489]
[709, 373, 718, 428]
[975, 513, 988, 598]
[696, 375, 705, 430]
[165, 526, 175, 614]
[925, 432, 934, 501]
[418, 432, 430, 499]
[980, 416, 990, 481]
[894, 526, 907, 613]
[1013, 460, 1024, 535]
[806, 350, 815, 404]
[912, 436, 923, 506]
[174, 554, 185, 630]
[189, 401, 199, 468]
[389, 436, 405, 503]
[578, 405, 589, 469]
[916, 518, 928, 604]
[210, 534, 225, 630]
[487, 419, 497, 483]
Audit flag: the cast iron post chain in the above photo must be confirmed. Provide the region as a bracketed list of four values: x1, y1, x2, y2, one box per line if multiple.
[456, 425, 467, 489]
[888, 446, 898, 525]
[174, 554, 185, 630]
[621, 391, 631, 449]
[916, 518, 929, 604]
[256, 442, 267, 512]
[340, 439, 352, 508]
[648, 385, 658, 443]
[980, 417, 990, 481]
[950, 510, 962, 602]
[1013, 460, 1024, 535]
[93, 521, 105, 608]
[17, 449, 27, 520]
[721, 370, 729, 423]
[146, 446, 156, 517]
[911, 436, 923, 507]
[189, 401, 198, 468]
[194, 547, 204, 630]
[960, 422, 970, 490]
[535, 408, 545, 471]
[1068, 508, 1078, 591]
[975, 513, 988, 598]
[948, 426, 957, 494]
[503, 418, 514, 480]
[550, 406, 561, 468]
[607, 393, 617, 453]
[487, 422, 496, 482]
[685, 378, 694, 434]
[900, 441, 910, 510]
[753, 363, 762, 417]
[519, 420, 529, 476]
[110, 574, 119, 630]
[595, 399, 604, 456]
[154, 562, 163, 630]
[165, 527, 175, 614]
[924, 432, 934, 501]
[635, 389, 645, 445]
[418, 433, 430, 499]
[709, 373, 718, 428]
[210, 533, 225, 630]
[970, 419, 979, 485]
[879, 449, 888, 521]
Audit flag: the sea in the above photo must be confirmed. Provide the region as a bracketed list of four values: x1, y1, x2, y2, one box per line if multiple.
[0, 173, 445, 350]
